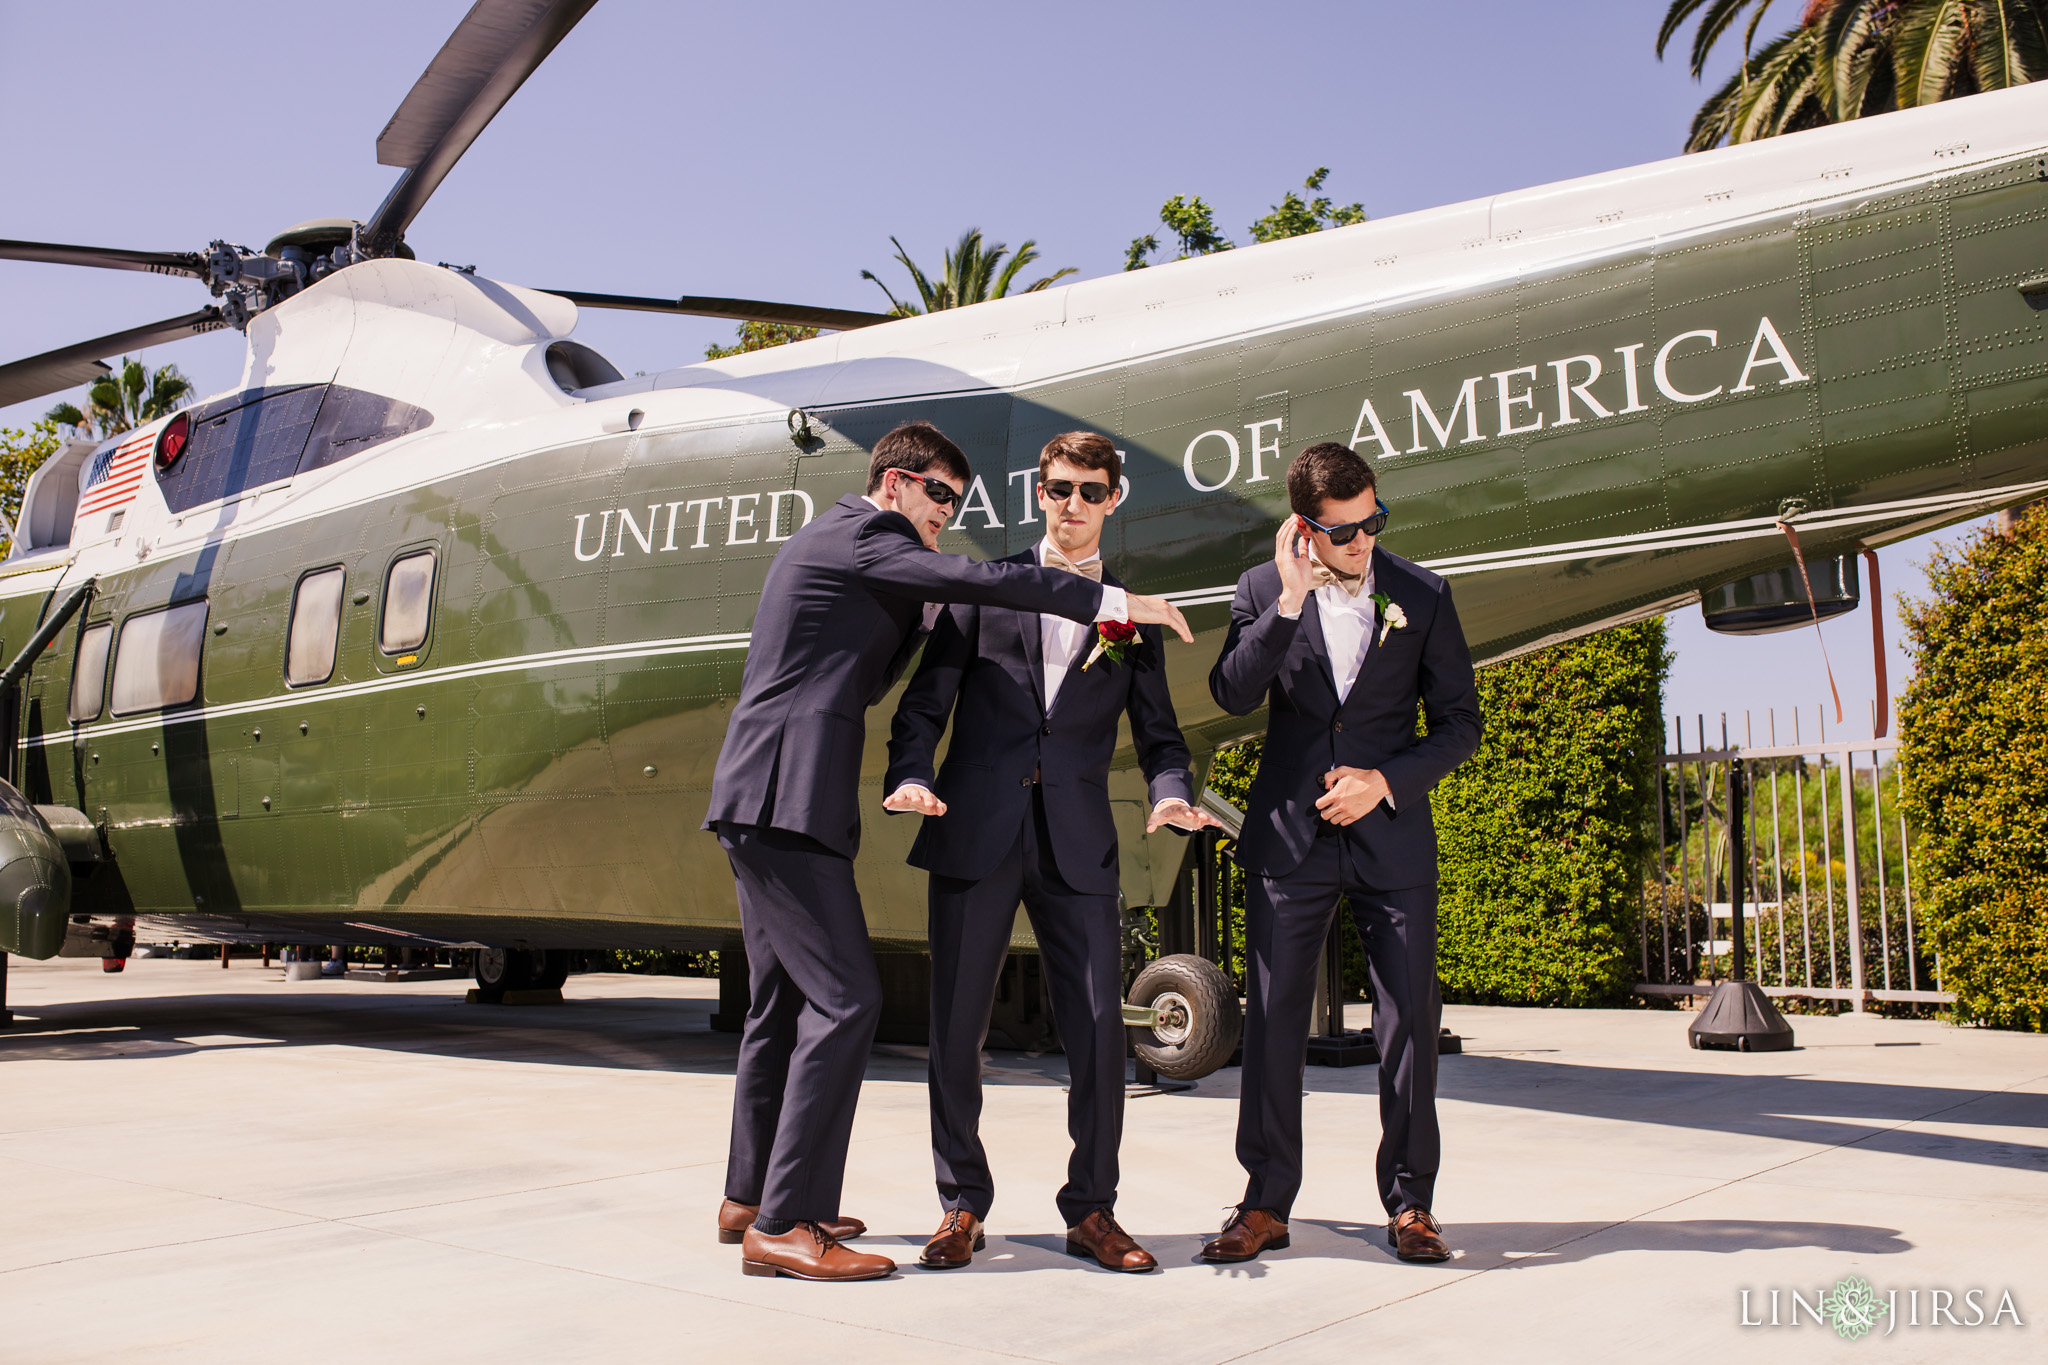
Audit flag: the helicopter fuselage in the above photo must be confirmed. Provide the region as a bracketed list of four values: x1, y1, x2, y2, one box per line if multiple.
[6, 82, 2048, 956]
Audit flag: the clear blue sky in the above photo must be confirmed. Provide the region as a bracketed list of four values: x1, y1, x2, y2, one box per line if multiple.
[0, 0, 1981, 739]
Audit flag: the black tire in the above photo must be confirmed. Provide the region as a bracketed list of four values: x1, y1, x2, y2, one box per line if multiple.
[1128, 953, 1242, 1081]
[475, 948, 548, 994]
[533, 949, 570, 990]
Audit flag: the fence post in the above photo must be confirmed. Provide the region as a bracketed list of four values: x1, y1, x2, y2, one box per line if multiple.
[1839, 750, 1866, 1013]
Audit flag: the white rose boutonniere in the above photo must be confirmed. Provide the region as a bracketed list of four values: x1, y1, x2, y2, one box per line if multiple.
[1370, 592, 1407, 646]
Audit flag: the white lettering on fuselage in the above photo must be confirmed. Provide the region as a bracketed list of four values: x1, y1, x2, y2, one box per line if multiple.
[570, 316, 1809, 550]
[1351, 314, 1805, 459]
[573, 487, 814, 560]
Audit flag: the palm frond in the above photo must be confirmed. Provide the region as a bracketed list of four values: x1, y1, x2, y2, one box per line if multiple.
[1965, 0, 2043, 89]
[1017, 267, 1078, 294]
[1895, 0, 1970, 106]
[43, 401, 90, 435]
[1662, 0, 1777, 77]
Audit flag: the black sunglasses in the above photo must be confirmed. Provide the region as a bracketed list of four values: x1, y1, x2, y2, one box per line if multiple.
[1303, 497, 1391, 545]
[1040, 478, 1116, 505]
[894, 470, 961, 508]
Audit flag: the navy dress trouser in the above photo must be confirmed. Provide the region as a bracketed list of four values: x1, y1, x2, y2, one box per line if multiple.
[927, 791, 1127, 1229]
[718, 823, 883, 1224]
[1236, 830, 1441, 1221]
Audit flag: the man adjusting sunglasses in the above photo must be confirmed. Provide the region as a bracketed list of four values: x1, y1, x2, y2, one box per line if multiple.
[1300, 497, 1390, 545]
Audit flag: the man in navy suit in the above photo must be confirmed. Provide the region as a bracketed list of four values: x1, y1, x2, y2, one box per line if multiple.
[1200, 443, 1482, 1266]
[703, 421, 1194, 1281]
[884, 432, 1222, 1274]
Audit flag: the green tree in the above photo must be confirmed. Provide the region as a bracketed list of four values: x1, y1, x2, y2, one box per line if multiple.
[1126, 170, 1366, 269]
[1125, 194, 1232, 270]
[46, 356, 193, 438]
[861, 228, 1077, 316]
[1248, 168, 1368, 244]
[704, 320, 820, 360]
[0, 419, 63, 557]
[1898, 506, 2048, 1029]
[1660, 0, 2048, 152]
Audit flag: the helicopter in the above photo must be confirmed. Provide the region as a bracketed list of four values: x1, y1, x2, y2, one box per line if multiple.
[2, 0, 2046, 1076]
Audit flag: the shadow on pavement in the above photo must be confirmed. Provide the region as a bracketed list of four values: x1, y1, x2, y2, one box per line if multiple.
[7, 984, 2043, 1178]
[1296, 1215, 1912, 1265]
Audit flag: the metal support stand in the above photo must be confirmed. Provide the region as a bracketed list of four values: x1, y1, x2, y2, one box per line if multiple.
[1, 950, 12, 1028]
[1691, 758, 1796, 1051]
[710, 943, 749, 1034]
[1306, 906, 1463, 1067]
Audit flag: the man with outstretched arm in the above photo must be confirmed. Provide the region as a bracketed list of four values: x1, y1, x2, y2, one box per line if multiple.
[702, 420, 1193, 1282]
[1200, 442, 1481, 1267]
[883, 432, 1222, 1274]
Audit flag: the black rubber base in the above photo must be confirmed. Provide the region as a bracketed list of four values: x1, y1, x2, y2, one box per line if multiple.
[1688, 979, 1797, 1052]
[1308, 1027, 1465, 1068]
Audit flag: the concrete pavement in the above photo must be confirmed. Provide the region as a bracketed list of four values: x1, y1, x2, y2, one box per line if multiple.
[1, 957, 2042, 1363]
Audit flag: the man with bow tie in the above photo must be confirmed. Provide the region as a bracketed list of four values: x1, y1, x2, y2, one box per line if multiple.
[885, 431, 1219, 1273]
[705, 422, 1194, 1282]
[1201, 443, 1481, 1267]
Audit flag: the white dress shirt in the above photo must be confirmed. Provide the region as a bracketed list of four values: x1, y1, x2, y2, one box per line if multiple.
[1278, 559, 1391, 810]
[1278, 559, 1377, 703]
[886, 533, 1186, 823]
[1039, 538, 1096, 710]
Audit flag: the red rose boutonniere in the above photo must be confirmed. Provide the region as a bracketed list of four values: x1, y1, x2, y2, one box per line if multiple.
[1082, 620, 1139, 671]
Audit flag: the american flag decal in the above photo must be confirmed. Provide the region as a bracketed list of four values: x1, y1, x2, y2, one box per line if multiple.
[77, 431, 154, 521]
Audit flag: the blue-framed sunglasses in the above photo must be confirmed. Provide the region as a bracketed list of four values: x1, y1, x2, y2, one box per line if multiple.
[1303, 497, 1390, 545]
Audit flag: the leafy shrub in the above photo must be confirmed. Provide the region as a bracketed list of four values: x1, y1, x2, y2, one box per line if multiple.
[1433, 621, 1668, 1005]
[1204, 620, 1668, 1006]
[1899, 507, 2048, 1030]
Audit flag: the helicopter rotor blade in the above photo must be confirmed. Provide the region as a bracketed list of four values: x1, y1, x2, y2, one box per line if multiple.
[360, 0, 601, 253]
[0, 309, 228, 410]
[0, 238, 206, 279]
[544, 290, 893, 332]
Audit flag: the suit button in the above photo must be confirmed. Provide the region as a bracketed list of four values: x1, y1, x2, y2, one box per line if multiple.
[1334, 721, 1345, 732]
[1020, 776, 1033, 786]
[1042, 724, 1052, 735]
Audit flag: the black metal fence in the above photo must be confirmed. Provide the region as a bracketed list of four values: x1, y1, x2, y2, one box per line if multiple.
[1640, 709, 1949, 1012]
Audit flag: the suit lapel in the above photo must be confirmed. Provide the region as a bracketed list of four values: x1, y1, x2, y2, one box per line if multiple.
[1011, 548, 1048, 713]
[1047, 565, 1116, 717]
[1299, 590, 1341, 703]
[1339, 549, 1392, 713]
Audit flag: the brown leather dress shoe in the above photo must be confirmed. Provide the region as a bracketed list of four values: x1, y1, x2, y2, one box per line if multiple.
[1066, 1210, 1156, 1272]
[1388, 1207, 1452, 1263]
[717, 1199, 866, 1246]
[740, 1221, 895, 1281]
[917, 1208, 985, 1269]
[1200, 1207, 1290, 1263]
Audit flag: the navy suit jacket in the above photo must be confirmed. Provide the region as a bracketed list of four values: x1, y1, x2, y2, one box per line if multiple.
[1208, 547, 1482, 886]
[705, 495, 1104, 858]
[886, 552, 1196, 896]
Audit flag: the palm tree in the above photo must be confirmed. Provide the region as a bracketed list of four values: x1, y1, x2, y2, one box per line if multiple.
[861, 229, 1076, 316]
[46, 357, 194, 438]
[1660, 0, 2048, 151]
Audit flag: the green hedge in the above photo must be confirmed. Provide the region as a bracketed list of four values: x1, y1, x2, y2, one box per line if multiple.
[1206, 620, 1668, 1007]
[1899, 507, 2048, 1031]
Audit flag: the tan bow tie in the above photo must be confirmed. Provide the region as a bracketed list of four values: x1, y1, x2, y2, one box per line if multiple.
[1311, 558, 1366, 597]
[1044, 543, 1103, 582]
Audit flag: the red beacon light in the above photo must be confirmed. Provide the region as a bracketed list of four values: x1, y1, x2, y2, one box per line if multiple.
[155, 411, 190, 472]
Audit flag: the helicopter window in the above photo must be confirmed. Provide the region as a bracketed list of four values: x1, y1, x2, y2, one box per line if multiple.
[109, 600, 208, 717]
[299, 387, 433, 475]
[286, 566, 346, 686]
[379, 550, 436, 655]
[68, 623, 112, 723]
[158, 386, 326, 514]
